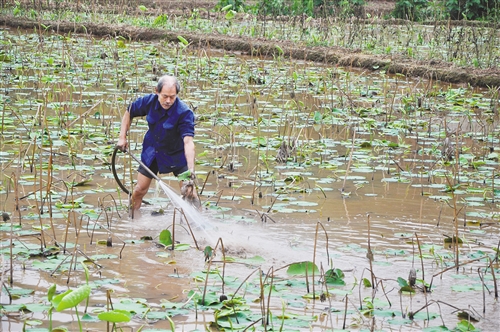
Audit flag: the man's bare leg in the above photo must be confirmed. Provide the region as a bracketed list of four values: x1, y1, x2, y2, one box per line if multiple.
[132, 173, 153, 210]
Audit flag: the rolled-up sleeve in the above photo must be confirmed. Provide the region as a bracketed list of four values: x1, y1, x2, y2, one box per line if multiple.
[178, 110, 195, 139]
[128, 95, 154, 119]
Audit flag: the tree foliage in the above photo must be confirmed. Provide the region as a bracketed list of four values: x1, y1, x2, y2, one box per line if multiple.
[392, 0, 499, 21]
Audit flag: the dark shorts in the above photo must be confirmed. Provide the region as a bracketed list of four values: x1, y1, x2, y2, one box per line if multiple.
[138, 159, 188, 179]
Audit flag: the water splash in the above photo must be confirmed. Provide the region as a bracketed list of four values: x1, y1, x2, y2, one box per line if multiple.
[157, 182, 316, 268]
[158, 182, 217, 244]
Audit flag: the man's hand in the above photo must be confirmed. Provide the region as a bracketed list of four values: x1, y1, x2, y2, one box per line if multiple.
[117, 137, 128, 152]
[189, 169, 196, 180]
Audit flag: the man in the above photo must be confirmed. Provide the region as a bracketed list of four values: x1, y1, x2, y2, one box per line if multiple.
[117, 75, 197, 210]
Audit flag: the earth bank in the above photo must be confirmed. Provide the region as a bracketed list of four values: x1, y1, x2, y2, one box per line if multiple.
[1, 0, 499, 88]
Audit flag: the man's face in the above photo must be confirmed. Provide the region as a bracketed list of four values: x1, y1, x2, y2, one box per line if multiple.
[156, 84, 177, 110]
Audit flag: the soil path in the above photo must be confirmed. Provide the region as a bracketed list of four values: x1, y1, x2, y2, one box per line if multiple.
[1, 13, 499, 88]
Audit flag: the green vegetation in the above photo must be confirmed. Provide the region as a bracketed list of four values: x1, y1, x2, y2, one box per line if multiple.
[4, 0, 499, 70]
[393, 0, 500, 21]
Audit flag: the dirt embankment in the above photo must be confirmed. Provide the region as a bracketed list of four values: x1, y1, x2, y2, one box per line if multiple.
[1, 12, 499, 88]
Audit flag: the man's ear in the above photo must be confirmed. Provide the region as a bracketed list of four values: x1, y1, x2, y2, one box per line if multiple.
[154, 87, 158, 94]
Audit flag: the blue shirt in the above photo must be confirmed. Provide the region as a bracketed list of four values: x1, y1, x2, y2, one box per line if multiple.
[128, 94, 195, 173]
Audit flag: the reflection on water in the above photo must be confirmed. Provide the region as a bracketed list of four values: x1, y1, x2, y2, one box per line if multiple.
[0, 27, 498, 331]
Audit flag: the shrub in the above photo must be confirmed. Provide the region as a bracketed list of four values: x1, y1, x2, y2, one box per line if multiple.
[392, 0, 429, 21]
[256, 0, 366, 17]
[446, 0, 499, 20]
[392, 0, 500, 21]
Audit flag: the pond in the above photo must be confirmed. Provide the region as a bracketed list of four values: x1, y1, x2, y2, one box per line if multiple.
[0, 26, 499, 331]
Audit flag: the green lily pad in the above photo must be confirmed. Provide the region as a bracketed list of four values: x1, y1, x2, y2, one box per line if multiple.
[286, 261, 319, 276]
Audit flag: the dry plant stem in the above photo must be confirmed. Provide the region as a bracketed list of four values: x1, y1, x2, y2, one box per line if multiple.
[429, 255, 489, 290]
[46, 150, 56, 240]
[319, 265, 335, 331]
[199, 169, 211, 195]
[410, 299, 472, 320]
[358, 268, 367, 309]
[342, 295, 348, 330]
[378, 279, 392, 308]
[106, 289, 114, 332]
[11, 173, 21, 225]
[66, 212, 83, 284]
[230, 267, 261, 301]
[0, 284, 13, 305]
[37, 138, 47, 243]
[266, 193, 280, 213]
[62, 212, 71, 254]
[9, 216, 13, 287]
[171, 209, 177, 251]
[251, 123, 261, 206]
[1, 99, 5, 137]
[265, 266, 274, 328]
[305, 261, 310, 294]
[487, 258, 498, 299]
[215, 190, 224, 206]
[416, 231, 430, 321]
[312, 222, 330, 301]
[202, 238, 226, 305]
[178, 208, 199, 250]
[97, 194, 122, 222]
[66, 99, 103, 128]
[341, 128, 356, 193]
[367, 214, 375, 289]
[201, 260, 212, 305]
[414, 233, 425, 282]
[477, 268, 486, 314]
[491, 170, 495, 203]
[443, 172, 460, 269]
[242, 318, 263, 332]
[86, 217, 126, 259]
[259, 268, 267, 329]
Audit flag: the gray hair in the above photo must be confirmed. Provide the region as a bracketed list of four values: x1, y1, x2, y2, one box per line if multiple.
[157, 75, 181, 94]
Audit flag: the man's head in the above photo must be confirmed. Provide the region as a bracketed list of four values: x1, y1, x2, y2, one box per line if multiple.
[155, 75, 181, 110]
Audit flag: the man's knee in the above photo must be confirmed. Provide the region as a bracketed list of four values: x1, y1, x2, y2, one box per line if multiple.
[134, 174, 152, 197]
[133, 184, 148, 198]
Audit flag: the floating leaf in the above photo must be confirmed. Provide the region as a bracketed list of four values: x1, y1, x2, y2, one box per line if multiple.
[325, 268, 345, 285]
[455, 320, 477, 331]
[397, 277, 409, 287]
[286, 261, 319, 276]
[98, 309, 131, 323]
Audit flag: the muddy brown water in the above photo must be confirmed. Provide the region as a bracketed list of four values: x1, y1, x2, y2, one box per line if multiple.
[0, 28, 499, 331]
[1, 151, 499, 331]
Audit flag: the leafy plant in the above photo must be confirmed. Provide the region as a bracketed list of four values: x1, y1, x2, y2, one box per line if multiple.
[393, 0, 499, 20]
[392, 0, 429, 21]
[50, 284, 92, 332]
[216, 0, 246, 12]
[446, 0, 499, 20]
[159, 229, 173, 246]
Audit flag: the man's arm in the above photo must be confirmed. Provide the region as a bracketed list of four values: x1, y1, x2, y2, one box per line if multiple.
[117, 110, 131, 151]
[183, 136, 196, 176]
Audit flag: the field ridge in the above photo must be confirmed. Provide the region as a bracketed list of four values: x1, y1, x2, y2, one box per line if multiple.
[1, 14, 499, 87]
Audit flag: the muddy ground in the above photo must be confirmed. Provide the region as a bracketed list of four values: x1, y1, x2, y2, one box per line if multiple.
[1, 0, 499, 87]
